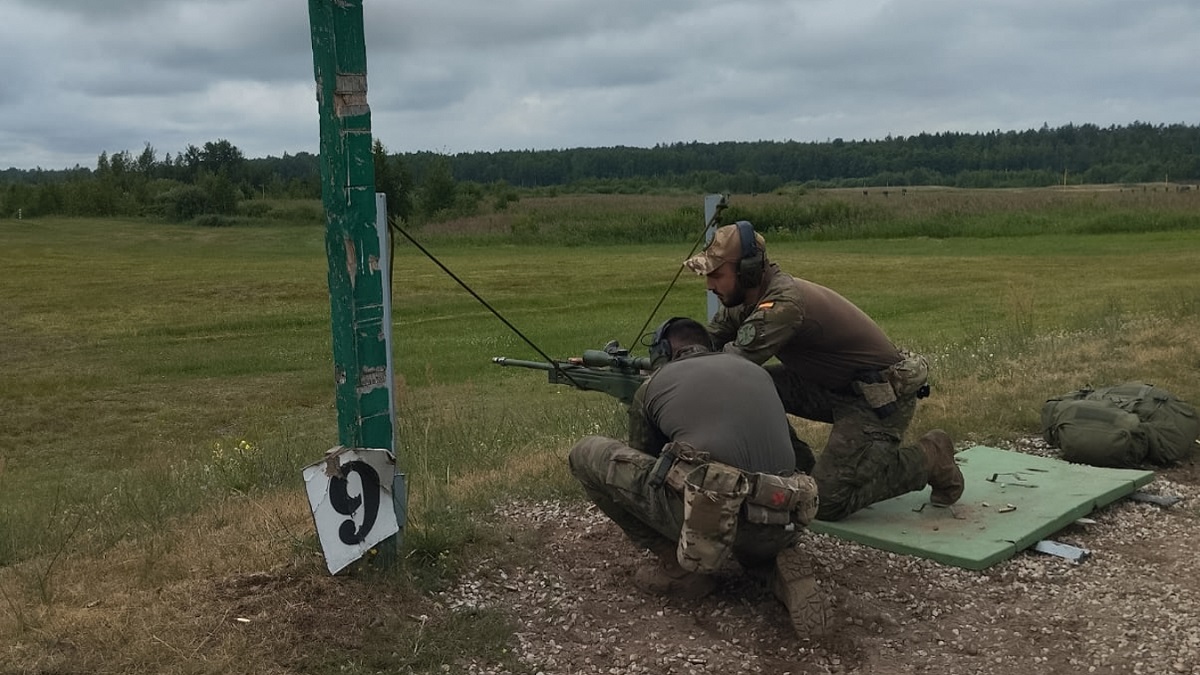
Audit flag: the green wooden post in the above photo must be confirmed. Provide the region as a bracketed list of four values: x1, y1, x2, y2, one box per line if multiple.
[308, 0, 403, 553]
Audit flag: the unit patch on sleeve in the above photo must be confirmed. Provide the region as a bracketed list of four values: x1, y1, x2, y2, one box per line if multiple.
[735, 322, 757, 347]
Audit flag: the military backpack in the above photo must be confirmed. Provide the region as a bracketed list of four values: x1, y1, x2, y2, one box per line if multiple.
[1041, 382, 1200, 468]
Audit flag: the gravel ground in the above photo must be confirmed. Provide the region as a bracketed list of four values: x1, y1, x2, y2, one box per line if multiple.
[437, 439, 1200, 675]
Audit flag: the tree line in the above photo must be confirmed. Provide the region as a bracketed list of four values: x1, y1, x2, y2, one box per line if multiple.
[0, 138, 465, 224]
[3, 122, 1198, 221]
[438, 121, 1200, 193]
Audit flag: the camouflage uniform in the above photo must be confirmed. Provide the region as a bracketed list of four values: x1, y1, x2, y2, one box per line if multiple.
[568, 349, 799, 568]
[706, 263, 930, 521]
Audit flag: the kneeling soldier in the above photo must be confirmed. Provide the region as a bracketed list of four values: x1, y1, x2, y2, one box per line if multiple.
[569, 317, 827, 637]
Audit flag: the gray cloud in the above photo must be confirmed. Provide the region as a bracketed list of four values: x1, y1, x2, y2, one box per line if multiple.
[1, 0, 1197, 169]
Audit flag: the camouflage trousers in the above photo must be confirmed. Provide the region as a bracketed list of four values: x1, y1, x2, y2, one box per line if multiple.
[765, 364, 929, 522]
[568, 436, 797, 570]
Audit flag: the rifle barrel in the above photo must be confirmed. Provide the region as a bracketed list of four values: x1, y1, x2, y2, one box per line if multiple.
[492, 357, 556, 370]
[492, 354, 647, 405]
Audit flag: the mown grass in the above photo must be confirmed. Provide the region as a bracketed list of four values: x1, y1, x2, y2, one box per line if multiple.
[1, 187, 1199, 673]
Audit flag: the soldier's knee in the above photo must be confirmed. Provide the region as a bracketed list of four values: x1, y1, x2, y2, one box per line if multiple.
[815, 498, 855, 522]
[567, 436, 597, 477]
[811, 471, 857, 521]
[568, 435, 621, 482]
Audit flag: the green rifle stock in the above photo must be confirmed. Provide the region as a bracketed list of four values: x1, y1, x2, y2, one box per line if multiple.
[492, 349, 651, 405]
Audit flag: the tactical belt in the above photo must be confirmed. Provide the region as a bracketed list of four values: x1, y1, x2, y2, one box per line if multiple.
[651, 442, 818, 528]
[850, 350, 932, 418]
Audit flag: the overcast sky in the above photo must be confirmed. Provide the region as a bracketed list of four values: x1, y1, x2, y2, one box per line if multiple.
[2, 0, 1197, 171]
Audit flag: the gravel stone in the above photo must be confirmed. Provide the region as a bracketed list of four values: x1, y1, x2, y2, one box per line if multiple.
[439, 438, 1200, 675]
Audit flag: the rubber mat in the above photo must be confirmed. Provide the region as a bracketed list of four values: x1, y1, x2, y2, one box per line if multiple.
[808, 445, 1155, 570]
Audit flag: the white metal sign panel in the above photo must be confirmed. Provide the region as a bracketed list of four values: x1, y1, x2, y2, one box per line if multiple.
[303, 446, 399, 574]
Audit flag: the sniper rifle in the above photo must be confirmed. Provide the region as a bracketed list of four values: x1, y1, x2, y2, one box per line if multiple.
[492, 341, 651, 405]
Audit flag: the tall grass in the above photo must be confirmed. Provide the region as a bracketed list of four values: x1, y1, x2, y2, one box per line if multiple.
[421, 185, 1200, 245]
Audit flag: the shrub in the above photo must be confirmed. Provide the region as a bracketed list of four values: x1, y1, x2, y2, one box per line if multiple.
[161, 185, 210, 222]
[238, 201, 274, 218]
[266, 202, 324, 225]
[190, 214, 238, 227]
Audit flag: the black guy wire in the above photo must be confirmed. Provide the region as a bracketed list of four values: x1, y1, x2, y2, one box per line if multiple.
[629, 206, 726, 349]
[387, 217, 584, 389]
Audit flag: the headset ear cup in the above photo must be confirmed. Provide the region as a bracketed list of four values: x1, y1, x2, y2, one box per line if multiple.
[649, 317, 678, 366]
[734, 221, 763, 289]
[649, 336, 669, 366]
[737, 251, 763, 288]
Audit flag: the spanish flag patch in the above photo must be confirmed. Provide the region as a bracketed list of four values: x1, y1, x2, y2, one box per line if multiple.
[757, 301, 775, 310]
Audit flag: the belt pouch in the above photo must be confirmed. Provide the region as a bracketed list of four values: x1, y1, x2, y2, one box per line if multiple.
[676, 463, 749, 574]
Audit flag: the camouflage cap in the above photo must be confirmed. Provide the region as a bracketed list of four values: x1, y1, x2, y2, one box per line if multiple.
[683, 223, 766, 275]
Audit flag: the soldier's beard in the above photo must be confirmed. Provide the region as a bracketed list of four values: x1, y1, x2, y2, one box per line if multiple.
[719, 284, 747, 307]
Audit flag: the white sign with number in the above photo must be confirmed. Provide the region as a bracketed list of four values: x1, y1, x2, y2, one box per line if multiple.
[303, 446, 399, 574]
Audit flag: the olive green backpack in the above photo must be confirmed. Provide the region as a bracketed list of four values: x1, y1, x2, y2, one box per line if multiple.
[1041, 383, 1200, 468]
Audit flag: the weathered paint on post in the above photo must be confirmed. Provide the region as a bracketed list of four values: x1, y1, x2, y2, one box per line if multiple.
[307, 0, 394, 454]
[308, 1, 404, 562]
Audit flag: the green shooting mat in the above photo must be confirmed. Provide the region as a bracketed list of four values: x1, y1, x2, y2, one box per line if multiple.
[808, 445, 1155, 570]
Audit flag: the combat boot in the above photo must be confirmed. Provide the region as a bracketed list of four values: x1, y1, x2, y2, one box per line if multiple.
[633, 547, 716, 601]
[772, 545, 829, 638]
[918, 429, 964, 505]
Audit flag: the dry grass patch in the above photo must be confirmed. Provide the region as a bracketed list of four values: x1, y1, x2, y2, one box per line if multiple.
[0, 492, 386, 675]
[917, 313, 1200, 445]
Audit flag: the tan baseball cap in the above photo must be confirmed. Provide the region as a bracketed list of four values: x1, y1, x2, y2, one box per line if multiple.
[683, 223, 766, 275]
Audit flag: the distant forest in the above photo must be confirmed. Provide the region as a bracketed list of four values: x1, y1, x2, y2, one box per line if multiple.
[3, 122, 1198, 221]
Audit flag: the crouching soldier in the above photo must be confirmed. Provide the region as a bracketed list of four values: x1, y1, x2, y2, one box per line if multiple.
[568, 317, 827, 637]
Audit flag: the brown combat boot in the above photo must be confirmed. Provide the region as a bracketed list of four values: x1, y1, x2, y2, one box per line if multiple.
[918, 429, 964, 505]
[772, 545, 829, 638]
[633, 547, 716, 601]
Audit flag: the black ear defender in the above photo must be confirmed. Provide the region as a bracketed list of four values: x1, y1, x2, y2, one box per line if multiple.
[649, 317, 685, 367]
[734, 220, 764, 288]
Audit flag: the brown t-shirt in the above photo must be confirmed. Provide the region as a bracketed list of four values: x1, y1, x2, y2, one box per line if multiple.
[708, 264, 901, 390]
[628, 350, 794, 474]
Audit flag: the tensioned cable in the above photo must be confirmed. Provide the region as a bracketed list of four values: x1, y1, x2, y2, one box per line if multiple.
[387, 216, 583, 387]
[628, 207, 726, 349]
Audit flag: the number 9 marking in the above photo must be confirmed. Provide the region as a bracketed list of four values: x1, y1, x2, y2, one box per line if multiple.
[328, 460, 381, 545]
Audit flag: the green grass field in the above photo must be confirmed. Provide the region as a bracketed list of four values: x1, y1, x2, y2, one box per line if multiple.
[2, 188, 1199, 672]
